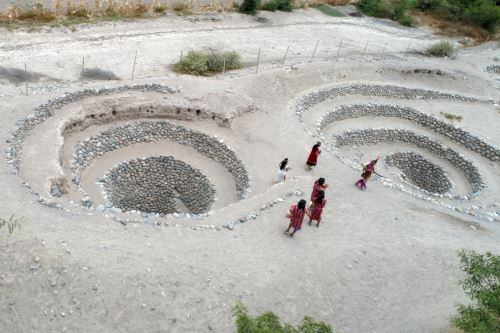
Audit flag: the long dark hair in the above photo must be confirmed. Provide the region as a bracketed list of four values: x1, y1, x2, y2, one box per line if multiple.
[316, 177, 325, 186]
[312, 142, 321, 151]
[315, 190, 325, 204]
[279, 158, 288, 171]
[297, 199, 307, 211]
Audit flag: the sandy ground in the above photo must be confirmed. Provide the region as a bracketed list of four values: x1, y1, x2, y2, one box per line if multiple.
[1, 9, 500, 333]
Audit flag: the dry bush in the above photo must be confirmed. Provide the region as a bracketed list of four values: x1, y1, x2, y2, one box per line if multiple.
[5, 3, 57, 22]
[426, 40, 456, 57]
[173, 1, 193, 15]
[153, 1, 168, 14]
[66, 0, 90, 18]
[0, 215, 23, 236]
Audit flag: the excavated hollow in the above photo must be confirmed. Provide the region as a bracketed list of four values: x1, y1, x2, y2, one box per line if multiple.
[102, 156, 216, 215]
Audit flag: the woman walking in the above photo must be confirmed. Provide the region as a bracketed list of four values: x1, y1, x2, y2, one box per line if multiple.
[310, 177, 328, 202]
[307, 190, 327, 227]
[306, 142, 322, 170]
[284, 199, 307, 238]
[355, 157, 379, 191]
[275, 158, 290, 183]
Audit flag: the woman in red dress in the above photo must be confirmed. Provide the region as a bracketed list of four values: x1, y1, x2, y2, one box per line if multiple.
[355, 157, 379, 190]
[307, 190, 327, 227]
[310, 177, 328, 202]
[284, 199, 307, 237]
[306, 142, 322, 169]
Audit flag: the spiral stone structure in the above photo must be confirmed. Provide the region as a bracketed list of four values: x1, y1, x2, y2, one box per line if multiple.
[2, 13, 500, 333]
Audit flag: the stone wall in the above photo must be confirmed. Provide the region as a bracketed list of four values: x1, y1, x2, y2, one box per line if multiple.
[6, 84, 176, 174]
[102, 156, 215, 214]
[333, 128, 484, 196]
[73, 121, 250, 199]
[295, 83, 493, 118]
[318, 104, 500, 162]
[486, 65, 500, 74]
[385, 152, 452, 194]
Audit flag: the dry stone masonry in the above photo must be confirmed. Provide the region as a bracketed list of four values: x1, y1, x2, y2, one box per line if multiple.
[6, 84, 176, 174]
[385, 152, 452, 194]
[72, 121, 250, 199]
[318, 104, 500, 162]
[102, 156, 216, 215]
[295, 83, 493, 119]
[333, 128, 484, 197]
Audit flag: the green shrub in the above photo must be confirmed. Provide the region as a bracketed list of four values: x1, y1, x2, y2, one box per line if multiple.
[240, 0, 260, 14]
[415, 0, 444, 11]
[426, 40, 456, 57]
[313, 3, 345, 17]
[261, 0, 279, 11]
[233, 303, 334, 333]
[359, 0, 415, 26]
[173, 49, 242, 76]
[450, 250, 500, 333]
[464, 2, 500, 32]
[260, 0, 293, 12]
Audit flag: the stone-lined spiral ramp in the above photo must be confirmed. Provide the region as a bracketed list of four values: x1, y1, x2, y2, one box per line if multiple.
[293, 83, 500, 221]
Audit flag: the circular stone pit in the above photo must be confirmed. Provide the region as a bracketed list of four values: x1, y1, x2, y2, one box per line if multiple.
[385, 152, 452, 194]
[102, 156, 216, 215]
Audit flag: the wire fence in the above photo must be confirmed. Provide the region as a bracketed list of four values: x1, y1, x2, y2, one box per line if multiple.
[6, 36, 440, 96]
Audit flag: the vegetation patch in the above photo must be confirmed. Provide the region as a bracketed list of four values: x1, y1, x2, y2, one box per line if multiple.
[426, 40, 456, 57]
[450, 250, 500, 333]
[240, 0, 261, 14]
[313, 3, 345, 17]
[0, 0, 169, 29]
[260, 0, 294, 12]
[172, 1, 192, 15]
[358, 0, 500, 36]
[173, 49, 242, 76]
[233, 303, 334, 333]
[0, 215, 23, 236]
[440, 111, 462, 122]
[359, 0, 415, 26]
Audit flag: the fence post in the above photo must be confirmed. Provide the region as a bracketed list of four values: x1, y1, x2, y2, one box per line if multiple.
[131, 50, 138, 80]
[179, 50, 183, 62]
[381, 43, 387, 55]
[406, 40, 412, 53]
[24, 64, 28, 96]
[337, 40, 343, 58]
[281, 46, 289, 68]
[363, 41, 369, 57]
[256, 48, 261, 74]
[309, 40, 319, 63]
[223, 51, 226, 74]
[81, 56, 85, 74]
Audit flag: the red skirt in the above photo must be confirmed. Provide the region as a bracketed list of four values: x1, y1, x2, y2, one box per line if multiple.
[306, 149, 320, 166]
[309, 199, 327, 222]
[289, 205, 305, 230]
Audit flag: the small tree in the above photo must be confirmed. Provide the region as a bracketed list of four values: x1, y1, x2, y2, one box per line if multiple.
[239, 0, 260, 15]
[451, 250, 500, 333]
[233, 303, 334, 333]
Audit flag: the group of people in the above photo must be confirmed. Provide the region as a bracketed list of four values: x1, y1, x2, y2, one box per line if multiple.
[280, 142, 380, 238]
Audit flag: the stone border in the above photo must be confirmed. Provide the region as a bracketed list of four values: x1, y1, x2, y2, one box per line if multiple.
[318, 104, 500, 162]
[6, 84, 176, 174]
[72, 121, 250, 199]
[385, 152, 452, 194]
[294, 83, 494, 118]
[485, 65, 500, 74]
[333, 128, 484, 197]
[101, 156, 216, 215]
